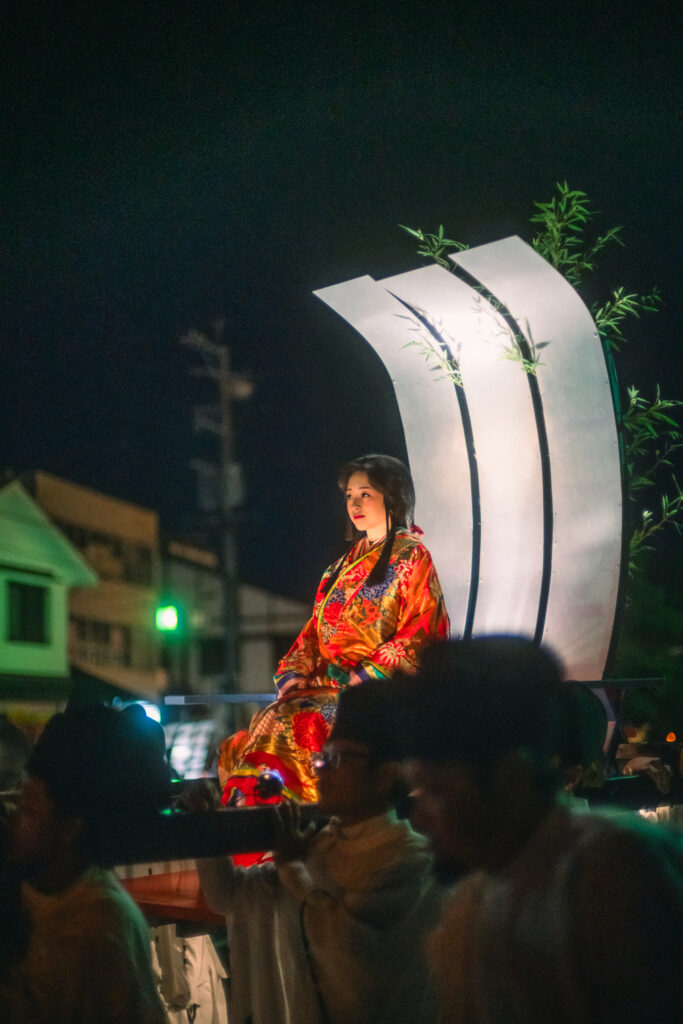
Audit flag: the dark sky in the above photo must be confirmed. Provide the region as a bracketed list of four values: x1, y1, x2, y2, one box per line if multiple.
[2, 2, 681, 598]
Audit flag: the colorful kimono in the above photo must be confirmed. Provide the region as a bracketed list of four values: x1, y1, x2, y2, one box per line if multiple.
[220, 528, 449, 804]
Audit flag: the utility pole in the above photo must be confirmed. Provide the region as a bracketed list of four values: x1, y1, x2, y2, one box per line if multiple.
[180, 321, 253, 693]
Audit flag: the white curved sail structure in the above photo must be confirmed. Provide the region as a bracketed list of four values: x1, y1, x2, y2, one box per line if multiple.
[314, 236, 622, 681]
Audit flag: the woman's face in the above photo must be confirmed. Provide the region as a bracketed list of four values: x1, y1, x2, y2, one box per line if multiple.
[345, 471, 387, 542]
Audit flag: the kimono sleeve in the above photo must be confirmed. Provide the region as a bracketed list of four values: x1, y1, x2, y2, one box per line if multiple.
[273, 614, 321, 694]
[355, 546, 449, 682]
[273, 556, 344, 694]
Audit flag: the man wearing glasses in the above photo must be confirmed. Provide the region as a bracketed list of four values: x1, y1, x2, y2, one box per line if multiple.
[196, 682, 443, 1024]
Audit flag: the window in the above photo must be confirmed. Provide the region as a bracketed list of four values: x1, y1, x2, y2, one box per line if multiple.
[7, 581, 49, 644]
[122, 542, 153, 585]
[53, 520, 155, 586]
[69, 617, 132, 667]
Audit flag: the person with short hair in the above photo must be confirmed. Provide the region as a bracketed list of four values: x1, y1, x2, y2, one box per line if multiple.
[392, 636, 683, 1024]
[196, 681, 444, 1024]
[4, 704, 169, 1024]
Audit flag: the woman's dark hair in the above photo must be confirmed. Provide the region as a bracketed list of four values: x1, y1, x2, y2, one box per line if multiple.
[324, 453, 416, 593]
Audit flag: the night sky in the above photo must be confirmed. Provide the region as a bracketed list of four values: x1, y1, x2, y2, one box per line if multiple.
[2, 3, 681, 599]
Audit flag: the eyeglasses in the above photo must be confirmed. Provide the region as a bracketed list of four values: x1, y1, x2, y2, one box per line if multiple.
[312, 750, 370, 772]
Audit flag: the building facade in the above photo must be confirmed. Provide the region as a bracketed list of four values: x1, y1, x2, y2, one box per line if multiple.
[19, 472, 309, 704]
[26, 471, 164, 699]
[162, 539, 308, 696]
[0, 481, 97, 688]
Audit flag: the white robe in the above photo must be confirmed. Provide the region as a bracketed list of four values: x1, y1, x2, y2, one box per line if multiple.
[198, 811, 444, 1024]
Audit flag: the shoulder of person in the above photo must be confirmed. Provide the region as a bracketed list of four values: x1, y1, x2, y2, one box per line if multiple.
[391, 529, 432, 560]
[571, 809, 683, 880]
[23, 869, 150, 952]
[79, 869, 151, 934]
[321, 544, 358, 579]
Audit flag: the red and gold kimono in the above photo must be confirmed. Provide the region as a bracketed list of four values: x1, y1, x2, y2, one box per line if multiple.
[220, 527, 449, 804]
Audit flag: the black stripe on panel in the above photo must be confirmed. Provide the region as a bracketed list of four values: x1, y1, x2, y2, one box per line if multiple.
[448, 268, 554, 643]
[388, 293, 480, 639]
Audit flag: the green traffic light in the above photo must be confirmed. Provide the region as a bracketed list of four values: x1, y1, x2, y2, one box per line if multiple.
[156, 605, 179, 631]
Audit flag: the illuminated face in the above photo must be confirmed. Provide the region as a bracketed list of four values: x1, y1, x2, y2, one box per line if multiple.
[345, 471, 387, 542]
[314, 739, 373, 820]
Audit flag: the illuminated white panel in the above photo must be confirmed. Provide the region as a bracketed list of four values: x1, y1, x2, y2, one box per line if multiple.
[314, 275, 472, 635]
[453, 237, 621, 679]
[382, 264, 544, 637]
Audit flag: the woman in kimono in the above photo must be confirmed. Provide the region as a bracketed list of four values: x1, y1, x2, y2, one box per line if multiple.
[219, 453, 449, 805]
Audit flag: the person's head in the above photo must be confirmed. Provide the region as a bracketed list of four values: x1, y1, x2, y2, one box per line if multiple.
[314, 680, 407, 825]
[10, 704, 170, 887]
[392, 636, 565, 877]
[338, 454, 415, 541]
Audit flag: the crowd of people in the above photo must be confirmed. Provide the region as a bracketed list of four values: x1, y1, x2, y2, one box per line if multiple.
[2, 638, 682, 1023]
[1, 453, 682, 1022]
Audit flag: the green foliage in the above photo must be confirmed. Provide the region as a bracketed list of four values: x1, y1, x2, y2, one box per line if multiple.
[404, 337, 464, 387]
[623, 386, 683, 492]
[628, 481, 683, 569]
[529, 182, 624, 286]
[499, 333, 545, 376]
[396, 309, 464, 387]
[623, 387, 683, 568]
[398, 226, 542, 377]
[613, 570, 683, 739]
[401, 182, 683, 567]
[397, 226, 468, 383]
[593, 287, 663, 353]
[403, 186, 682, 733]
[399, 224, 468, 269]
[529, 183, 663, 352]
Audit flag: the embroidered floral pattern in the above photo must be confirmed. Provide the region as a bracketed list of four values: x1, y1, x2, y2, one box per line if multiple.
[273, 529, 449, 692]
[292, 709, 329, 750]
[222, 529, 449, 804]
[359, 563, 397, 601]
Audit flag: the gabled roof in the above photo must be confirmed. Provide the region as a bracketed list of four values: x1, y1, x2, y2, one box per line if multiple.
[0, 481, 97, 586]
